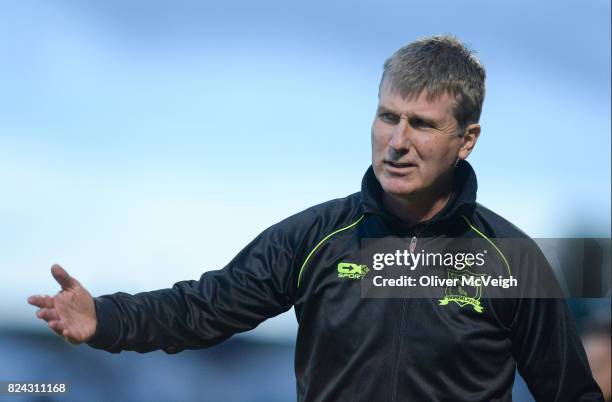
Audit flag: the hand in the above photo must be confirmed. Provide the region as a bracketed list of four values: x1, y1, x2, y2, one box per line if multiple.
[27, 264, 97, 345]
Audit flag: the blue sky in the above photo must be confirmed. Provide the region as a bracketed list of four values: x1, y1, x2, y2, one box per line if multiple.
[1, 0, 610, 337]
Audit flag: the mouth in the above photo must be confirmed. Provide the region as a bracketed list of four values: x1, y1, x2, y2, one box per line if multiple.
[383, 160, 417, 176]
[384, 160, 417, 170]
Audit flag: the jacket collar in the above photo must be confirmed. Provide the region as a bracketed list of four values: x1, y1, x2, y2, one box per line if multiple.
[360, 160, 478, 233]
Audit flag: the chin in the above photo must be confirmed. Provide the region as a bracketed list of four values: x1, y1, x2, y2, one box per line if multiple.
[379, 176, 421, 198]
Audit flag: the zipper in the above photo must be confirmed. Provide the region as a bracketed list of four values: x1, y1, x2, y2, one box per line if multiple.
[390, 234, 419, 401]
[391, 231, 426, 401]
[389, 292, 408, 402]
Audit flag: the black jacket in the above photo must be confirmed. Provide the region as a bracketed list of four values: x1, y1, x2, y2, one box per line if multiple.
[88, 161, 603, 402]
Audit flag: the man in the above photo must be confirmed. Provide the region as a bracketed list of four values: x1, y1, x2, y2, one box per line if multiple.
[28, 35, 603, 401]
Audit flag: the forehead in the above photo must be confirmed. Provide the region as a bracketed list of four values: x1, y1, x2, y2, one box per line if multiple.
[378, 80, 457, 121]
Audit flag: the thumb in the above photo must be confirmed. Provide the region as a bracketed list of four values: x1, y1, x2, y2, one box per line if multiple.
[51, 264, 78, 291]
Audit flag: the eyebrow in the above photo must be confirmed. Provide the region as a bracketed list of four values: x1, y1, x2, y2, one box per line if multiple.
[376, 105, 439, 127]
[376, 105, 395, 115]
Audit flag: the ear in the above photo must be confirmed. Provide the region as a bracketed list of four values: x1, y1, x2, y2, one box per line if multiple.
[458, 123, 480, 160]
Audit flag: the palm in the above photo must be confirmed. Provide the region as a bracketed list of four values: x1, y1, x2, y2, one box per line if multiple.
[27, 264, 97, 344]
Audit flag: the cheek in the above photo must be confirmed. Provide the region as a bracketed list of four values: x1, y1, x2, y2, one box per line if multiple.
[371, 124, 388, 153]
[418, 137, 456, 162]
[414, 138, 436, 158]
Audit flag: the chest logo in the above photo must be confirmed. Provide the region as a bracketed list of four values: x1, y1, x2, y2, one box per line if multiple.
[337, 262, 369, 280]
[438, 269, 485, 313]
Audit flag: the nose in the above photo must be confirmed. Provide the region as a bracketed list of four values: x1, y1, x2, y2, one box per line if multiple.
[388, 116, 414, 151]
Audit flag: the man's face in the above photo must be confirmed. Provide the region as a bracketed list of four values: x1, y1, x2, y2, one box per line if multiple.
[371, 79, 478, 199]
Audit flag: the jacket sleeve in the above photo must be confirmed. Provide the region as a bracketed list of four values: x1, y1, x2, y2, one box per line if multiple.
[86, 213, 311, 354]
[510, 244, 604, 401]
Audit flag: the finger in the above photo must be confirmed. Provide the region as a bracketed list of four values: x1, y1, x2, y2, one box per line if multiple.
[62, 329, 79, 345]
[48, 320, 65, 337]
[62, 329, 82, 345]
[27, 295, 54, 308]
[36, 308, 60, 322]
[51, 264, 78, 291]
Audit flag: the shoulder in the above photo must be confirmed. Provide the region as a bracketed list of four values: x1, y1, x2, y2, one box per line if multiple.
[468, 203, 549, 279]
[468, 203, 531, 239]
[256, 191, 363, 241]
[274, 191, 363, 235]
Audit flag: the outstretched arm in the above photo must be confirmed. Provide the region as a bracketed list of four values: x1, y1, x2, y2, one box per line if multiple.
[28, 211, 311, 354]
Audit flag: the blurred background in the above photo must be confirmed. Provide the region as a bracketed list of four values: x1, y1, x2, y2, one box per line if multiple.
[1, 0, 610, 401]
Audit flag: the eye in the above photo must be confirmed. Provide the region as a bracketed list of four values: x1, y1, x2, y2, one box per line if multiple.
[379, 112, 399, 124]
[410, 118, 432, 129]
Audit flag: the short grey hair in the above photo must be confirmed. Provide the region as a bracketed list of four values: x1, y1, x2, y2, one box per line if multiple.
[380, 35, 486, 129]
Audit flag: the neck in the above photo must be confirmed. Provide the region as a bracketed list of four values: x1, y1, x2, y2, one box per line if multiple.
[382, 170, 455, 227]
